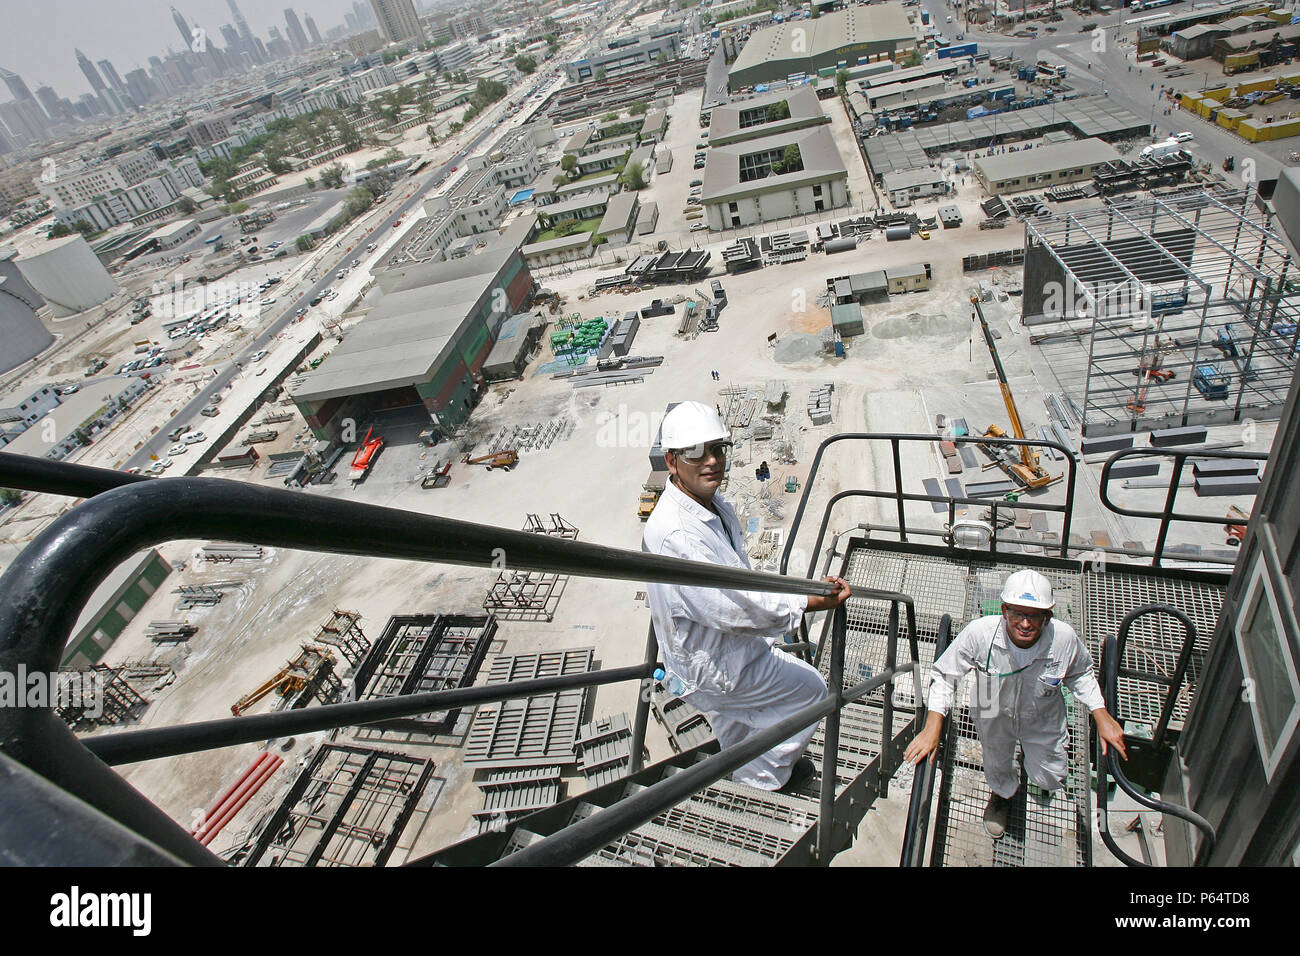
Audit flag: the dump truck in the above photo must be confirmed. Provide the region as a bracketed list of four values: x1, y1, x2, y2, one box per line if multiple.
[638, 469, 669, 520]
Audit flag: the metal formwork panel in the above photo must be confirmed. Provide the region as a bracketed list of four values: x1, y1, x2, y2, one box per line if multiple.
[464, 648, 594, 767]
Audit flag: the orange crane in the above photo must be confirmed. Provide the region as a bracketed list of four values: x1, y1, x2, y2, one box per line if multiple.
[463, 449, 519, 471]
[231, 645, 335, 716]
[972, 296, 1056, 491]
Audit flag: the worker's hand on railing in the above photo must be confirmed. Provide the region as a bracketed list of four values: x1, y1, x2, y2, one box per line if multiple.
[1093, 708, 1128, 760]
[904, 712, 945, 765]
[805, 576, 851, 612]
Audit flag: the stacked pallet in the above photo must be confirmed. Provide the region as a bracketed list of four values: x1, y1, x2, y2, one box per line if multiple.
[807, 384, 833, 425]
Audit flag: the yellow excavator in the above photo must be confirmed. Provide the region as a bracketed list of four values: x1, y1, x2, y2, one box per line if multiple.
[972, 296, 1057, 491]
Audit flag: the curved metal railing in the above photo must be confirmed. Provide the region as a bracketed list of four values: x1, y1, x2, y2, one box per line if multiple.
[899, 613, 953, 868]
[1095, 604, 1216, 867]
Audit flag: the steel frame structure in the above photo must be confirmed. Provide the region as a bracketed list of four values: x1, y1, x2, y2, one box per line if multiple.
[311, 608, 370, 668]
[241, 744, 434, 867]
[351, 613, 496, 735]
[1025, 189, 1298, 436]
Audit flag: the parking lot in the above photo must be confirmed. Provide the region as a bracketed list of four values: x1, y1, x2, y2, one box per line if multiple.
[640, 88, 709, 237]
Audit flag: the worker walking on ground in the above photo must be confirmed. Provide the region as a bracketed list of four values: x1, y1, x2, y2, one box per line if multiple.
[644, 402, 852, 792]
[904, 570, 1127, 838]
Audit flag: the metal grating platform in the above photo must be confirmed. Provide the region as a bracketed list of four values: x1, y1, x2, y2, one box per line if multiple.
[464, 648, 594, 767]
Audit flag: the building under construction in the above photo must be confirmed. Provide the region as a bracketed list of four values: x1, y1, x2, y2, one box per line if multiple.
[1021, 188, 1298, 437]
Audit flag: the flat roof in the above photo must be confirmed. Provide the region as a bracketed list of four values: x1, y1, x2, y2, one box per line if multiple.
[145, 219, 198, 241]
[290, 247, 515, 403]
[597, 191, 639, 235]
[702, 124, 847, 203]
[540, 187, 611, 219]
[882, 167, 946, 190]
[522, 232, 594, 254]
[708, 86, 825, 141]
[1, 380, 138, 459]
[974, 137, 1120, 183]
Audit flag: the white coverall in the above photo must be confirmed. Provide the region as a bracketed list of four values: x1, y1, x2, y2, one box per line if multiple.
[644, 479, 828, 790]
[925, 616, 1106, 798]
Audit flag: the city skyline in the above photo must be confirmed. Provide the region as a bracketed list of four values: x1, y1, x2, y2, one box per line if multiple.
[0, 0, 378, 107]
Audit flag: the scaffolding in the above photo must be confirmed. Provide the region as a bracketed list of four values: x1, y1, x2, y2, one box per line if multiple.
[311, 608, 370, 668]
[56, 665, 149, 730]
[241, 744, 435, 867]
[351, 613, 496, 735]
[1024, 189, 1298, 437]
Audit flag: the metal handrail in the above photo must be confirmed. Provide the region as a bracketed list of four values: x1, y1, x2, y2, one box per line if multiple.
[900, 612, 953, 867]
[1095, 608, 1217, 868]
[1098, 445, 1269, 567]
[0, 454, 922, 868]
[780, 432, 1079, 577]
[493, 595, 922, 867]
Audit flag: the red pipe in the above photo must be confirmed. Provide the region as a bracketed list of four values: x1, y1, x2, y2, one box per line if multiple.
[195, 755, 283, 845]
[191, 753, 272, 835]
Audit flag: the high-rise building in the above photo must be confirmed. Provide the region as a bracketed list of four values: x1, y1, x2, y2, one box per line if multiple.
[75, 50, 108, 95]
[221, 24, 242, 54]
[1, 67, 35, 104]
[284, 10, 310, 52]
[369, 0, 424, 44]
[170, 6, 195, 51]
[0, 101, 44, 143]
[305, 16, 322, 45]
[97, 60, 126, 96]
[123, 70, 156, 107]
[34, 86, 68, 125]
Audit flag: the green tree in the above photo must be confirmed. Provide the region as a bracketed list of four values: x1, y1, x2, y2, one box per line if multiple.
[766, 99, 791, 122]
[384, 147, 403, 163]
[656, 50, 668, 65]
[603, 111, 619, 123]
[596, 67, 607, 81]
[619, 161, 647, 191]
[47, 223, 73, 238]
[629, 100, 649, 116]
[444, 71, 454, 83]
[455, 71, 468, 83]
[506, 43, 518, 55]
[0, 488, 22, 506]
[319, 163, 347, 189]
[836, 70, 850, 96]
[296, 234, 314, 251]
[552, 219, 579, 237]
[176, 196, 197, 215]
[514, 55, 538, 74]
[552, 173, 568, 186]
[304, 175, 316, 189]
[426, 124, 437, 145]
[345, 186, 375, 217]
[560, 153, 578, 178]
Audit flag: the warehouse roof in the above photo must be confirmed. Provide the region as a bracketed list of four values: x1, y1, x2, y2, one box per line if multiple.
[882, 167, 947, 191]
[974, 137, 1120, 183]
[289, 247, 515, 403]
[730, 4, 914, 76]
[597, 191, 639, 237]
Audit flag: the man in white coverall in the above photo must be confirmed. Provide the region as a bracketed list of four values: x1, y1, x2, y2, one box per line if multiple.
[643, 402, 852, 792]
[904, 569, 1127, 837]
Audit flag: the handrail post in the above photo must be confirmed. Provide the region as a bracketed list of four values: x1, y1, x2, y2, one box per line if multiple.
[628, 621, 658, 775]
[901, 612, 950, 867]
[816, 605, 846, 864]
[892, 438, 907, 542]
[1151, 455, 1187, 568]
[880, 602, 900, 800]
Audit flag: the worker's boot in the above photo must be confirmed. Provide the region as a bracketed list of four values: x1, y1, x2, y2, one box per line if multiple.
[983, 791, 1014, 838]
[778, 757, 816, 794]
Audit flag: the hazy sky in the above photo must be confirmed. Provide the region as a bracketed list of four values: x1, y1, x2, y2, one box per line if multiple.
[0, 0, 361, 102]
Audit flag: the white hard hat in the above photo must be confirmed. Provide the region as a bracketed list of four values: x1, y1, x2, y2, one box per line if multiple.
[660, 401, 729, 450]
[1000, 569, 1055, 610]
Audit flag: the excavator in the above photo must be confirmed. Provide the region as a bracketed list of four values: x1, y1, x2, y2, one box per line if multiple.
[972, 296, 1057, 491]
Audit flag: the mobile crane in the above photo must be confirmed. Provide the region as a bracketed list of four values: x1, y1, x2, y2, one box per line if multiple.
[972, 296, 1057, 490]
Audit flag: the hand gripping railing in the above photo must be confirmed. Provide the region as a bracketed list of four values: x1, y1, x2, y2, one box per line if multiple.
[493, 589, 921, 867]
[1098, 446, 1269, 568]
[899, 612, 952, 867]
[1095, 604, 1216, 867]
[0, 453, 835, 866]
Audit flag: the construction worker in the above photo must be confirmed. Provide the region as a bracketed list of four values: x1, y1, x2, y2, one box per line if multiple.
[903, 569, 1127, 838]
[643, 402, 852, 792]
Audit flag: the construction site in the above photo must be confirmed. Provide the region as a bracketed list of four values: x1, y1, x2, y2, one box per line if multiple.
[2, 3, 1300, 882]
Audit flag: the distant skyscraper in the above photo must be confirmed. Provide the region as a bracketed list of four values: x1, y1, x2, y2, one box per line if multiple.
[227, 0, 254, 41]
[354, 1, 374, 27]
[221, 24, 241, 53]
[35, 86, 68, 124]
[305, 16, 322, 45]
[75, 50, 108, 95]
[97, 59, 126, 96]
[171, 6, 195, 50]
[1, 67, 35, 104]
[345, 12, 358, 30]
[284, 9, 310, 52]
[369, 0, 424, 44]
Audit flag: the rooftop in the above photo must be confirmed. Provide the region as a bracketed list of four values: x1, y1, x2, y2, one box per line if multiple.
[974, 138, 1121, 183]
[730, 4, 915, 74]
[701, 125, 847, 203]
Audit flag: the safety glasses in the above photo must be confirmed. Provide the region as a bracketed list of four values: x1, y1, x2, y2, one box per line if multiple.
[1004, 608, 1049, 626]
[674, 441, 732, 464]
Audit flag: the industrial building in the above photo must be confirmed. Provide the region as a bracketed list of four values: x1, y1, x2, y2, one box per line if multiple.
[973, 139, 1121, 195]
[565, 22, 685, 83]
[882, 167, 949, 207]
[700, 125, 849, 231]
[707, 87, 830, 147]
[862, 96, 1148, 181]
[727, 5, 917, 90]
[61, 549, 172, 668]
[0, 248, 53, 374]
[482, 311, 547, 381]
[6, 235, 117, 318]
[0, 376, 150, 462]
[290, 238, 535, 440]
[1022, 188, 1297, 436]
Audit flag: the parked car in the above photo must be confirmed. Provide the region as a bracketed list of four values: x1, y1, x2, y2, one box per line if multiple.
[252, 349, 269, 362]
[168, 443, 188, 456]
[690, 222, 708, 232]
[184, 431, 206, 444]
[690, 179, 703, 187]
[1174, 131, 1194, 142]
[166, 425, 189, 441]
